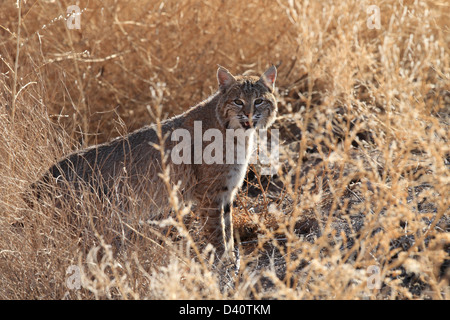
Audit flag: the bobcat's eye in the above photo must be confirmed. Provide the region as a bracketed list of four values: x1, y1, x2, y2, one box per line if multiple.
[234, 99, 244, 106]
[254, 98, 263, 105]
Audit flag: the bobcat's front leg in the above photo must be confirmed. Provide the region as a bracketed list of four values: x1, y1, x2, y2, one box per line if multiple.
[219, 202, 235, 265]
[199, 200, 236, 267]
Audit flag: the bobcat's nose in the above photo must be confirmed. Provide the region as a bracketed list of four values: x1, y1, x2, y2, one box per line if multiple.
[240, 112, 256, 130]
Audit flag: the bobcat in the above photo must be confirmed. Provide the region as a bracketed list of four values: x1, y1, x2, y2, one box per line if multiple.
[29, 65, 277, 264]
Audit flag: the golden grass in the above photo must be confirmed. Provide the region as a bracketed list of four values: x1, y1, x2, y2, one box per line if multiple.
[0, 0, 448, 299]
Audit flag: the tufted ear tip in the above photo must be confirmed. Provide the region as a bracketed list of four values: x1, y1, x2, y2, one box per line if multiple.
[217, 66, 236, 90]
[258, 65, 277, 92]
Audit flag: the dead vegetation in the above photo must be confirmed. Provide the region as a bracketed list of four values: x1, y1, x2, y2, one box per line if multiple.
[0, 0, 448, 299]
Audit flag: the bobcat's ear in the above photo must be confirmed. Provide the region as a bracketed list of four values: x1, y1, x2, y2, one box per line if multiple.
[258, 65, 277, 92]
[217, 66, 236, 90]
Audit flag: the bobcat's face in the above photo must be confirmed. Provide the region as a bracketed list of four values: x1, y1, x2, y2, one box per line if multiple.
[216, 66, 277, 131]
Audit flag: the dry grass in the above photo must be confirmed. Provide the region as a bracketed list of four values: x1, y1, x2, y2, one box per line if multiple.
[0, 0, 449, 299]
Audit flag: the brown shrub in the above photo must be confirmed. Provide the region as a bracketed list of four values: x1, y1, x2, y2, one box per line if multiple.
[0, 0, 448, 299]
